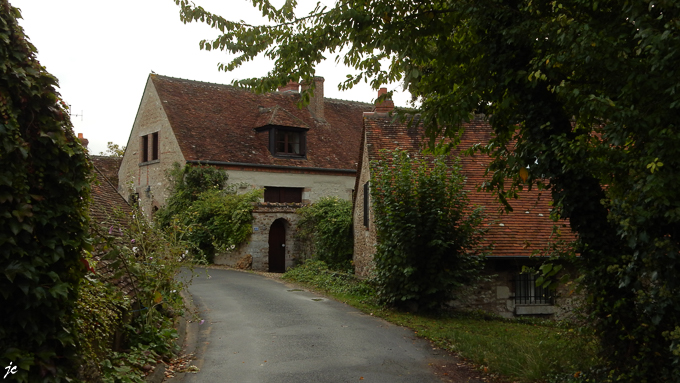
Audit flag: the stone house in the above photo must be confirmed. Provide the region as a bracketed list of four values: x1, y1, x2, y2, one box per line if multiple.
[118, 74, 373, 272]
[352, 109, 578, 318]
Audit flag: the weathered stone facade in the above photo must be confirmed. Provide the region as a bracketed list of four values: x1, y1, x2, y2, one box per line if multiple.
[449, 259, 582, 320]
[118, 76, 186, 217]
[214, 203, 302, 271]
[352, 127, 377, 277]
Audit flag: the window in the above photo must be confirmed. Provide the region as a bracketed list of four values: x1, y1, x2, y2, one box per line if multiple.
[515, 273, 554, 305]
[363, 182, 370, 228]
[140, 132, 159, 163]
[264, 187, 303, 203]
[269, 128, 306, 157]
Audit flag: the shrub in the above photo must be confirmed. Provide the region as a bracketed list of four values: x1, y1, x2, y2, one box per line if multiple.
[76, 205, 193, 382]
[370, 150, 487, 310]
[157, 162, 261, 262]
[295, 197, 353, 270]
[177, 188, 261, 262]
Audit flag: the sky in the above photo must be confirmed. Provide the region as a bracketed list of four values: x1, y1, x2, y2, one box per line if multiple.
[11, 0, 410, 155]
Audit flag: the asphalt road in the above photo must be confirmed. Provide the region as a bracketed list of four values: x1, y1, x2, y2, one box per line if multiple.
[179, 268, 448, 383]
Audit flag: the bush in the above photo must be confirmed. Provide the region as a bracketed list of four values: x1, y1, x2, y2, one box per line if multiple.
[0, 4, 92, 381]
[157, 163, 261, 262]
[370, 150, 487, 311]
[76, 205, 193, 382]
[295, 197, 353, 270]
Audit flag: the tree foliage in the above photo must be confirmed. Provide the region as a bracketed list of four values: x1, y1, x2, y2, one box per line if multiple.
[370, 151, 486, 310]
[175, 0, 680, 379]
[295, 196, 353, 270]
[156, 163, 261, 262]
[98, 142, 126, 157]
[0, 2, 92, 381]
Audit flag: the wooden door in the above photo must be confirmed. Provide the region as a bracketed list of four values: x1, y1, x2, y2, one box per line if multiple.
[268, 219, 286, 272]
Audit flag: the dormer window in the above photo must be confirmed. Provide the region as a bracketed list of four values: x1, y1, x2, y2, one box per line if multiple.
[269, 127, 306, 158]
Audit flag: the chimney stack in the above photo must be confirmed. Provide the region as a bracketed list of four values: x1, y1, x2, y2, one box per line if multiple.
[77, 133, 89, 148]
[278, 80, 300, 93]
[374, 88, 394, 113]
[301, 76, 325, 121]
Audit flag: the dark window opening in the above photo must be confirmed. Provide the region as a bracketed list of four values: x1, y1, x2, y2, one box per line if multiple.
[515, 273, 554, 305]
[363, 182, 369, 228]
[264, 187, 303, 203]
[269, 128, 306, 157]
[151, 132, 159, 161]
[141, 135, 149, 163]
[140, 132, 159, 163]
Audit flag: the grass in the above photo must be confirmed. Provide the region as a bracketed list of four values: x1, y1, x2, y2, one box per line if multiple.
[282, 260, 599, 383]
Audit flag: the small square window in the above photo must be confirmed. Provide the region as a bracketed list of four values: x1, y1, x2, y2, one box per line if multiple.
[515, 272, 554, 305]
[269, 128, 306, 157]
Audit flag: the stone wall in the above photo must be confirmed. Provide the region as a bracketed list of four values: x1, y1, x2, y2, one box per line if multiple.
[118, 76, 186, 218]
[352, 138, 376, 277]
[449, 258, 581, 320]
[214, 203, 302, 272]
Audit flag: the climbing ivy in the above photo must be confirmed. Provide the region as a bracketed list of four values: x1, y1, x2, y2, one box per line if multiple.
[0, 2, 92, 381]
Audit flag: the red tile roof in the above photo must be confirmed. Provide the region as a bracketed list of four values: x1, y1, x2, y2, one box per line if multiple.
[151, 75, 373, 170]
[358, 113, 576, 258]
[90, 165, 136, 295]
[91, 155, 123, 189]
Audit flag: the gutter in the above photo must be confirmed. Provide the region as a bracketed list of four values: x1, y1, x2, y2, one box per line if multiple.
[186, 160, 357, 174]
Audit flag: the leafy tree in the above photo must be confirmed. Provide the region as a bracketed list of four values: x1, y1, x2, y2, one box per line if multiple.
[295, 196, 353, 270]
[156, 163, 261, 262]
[98, 141, 126, 157]
[174, 0, 680, 379]
[370, 151, 486, 310]
[0, 2, 91, 381]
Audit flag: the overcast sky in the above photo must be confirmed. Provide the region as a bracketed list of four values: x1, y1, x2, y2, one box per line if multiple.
[11, 0, 410, 155]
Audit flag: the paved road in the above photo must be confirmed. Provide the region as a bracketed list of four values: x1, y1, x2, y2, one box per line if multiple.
[179, 268, 448, 383]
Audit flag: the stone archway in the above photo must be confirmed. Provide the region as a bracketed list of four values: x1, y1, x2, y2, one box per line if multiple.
[268, 218, 286, 272]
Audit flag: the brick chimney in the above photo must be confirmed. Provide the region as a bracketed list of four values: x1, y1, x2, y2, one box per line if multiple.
[278, 80, 300, 93]
[301, 76, 325, 121]
[77, 133, 89, 148]
[374, 88, 394, 113]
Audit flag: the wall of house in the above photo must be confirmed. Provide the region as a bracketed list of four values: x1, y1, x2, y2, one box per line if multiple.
[352, 142, 377, 277]
[118, 77, 185, 217]
[214, 204, 301, 271]
[225, 169, 355, 203]
[449, 259, 581, 320]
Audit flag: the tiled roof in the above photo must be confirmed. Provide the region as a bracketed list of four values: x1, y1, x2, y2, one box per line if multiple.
[151, 75, 373, 170]
[359, 113, 576, 258]
[90, 165, 133, 229]
[90, 165, 136, 295]
[91, 155, 122, 188]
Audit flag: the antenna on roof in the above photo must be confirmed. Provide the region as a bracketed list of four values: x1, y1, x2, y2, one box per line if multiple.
[66, 104, 84, 121]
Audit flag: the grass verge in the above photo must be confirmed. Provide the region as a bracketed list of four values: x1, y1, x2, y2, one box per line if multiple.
[283, 260, 599, 383]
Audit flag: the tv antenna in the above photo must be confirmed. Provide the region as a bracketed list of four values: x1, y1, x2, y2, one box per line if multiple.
[66, 104, 84, 121]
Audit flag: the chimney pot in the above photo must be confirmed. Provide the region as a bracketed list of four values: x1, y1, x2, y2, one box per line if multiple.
[375, 88, 394, 113]
[77, 133, 89, 148]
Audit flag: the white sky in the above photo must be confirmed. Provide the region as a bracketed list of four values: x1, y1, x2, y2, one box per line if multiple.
[11, 0, 410, 155]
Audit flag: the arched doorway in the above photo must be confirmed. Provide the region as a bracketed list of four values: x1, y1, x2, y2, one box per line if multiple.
[268, 219, 286, 272]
